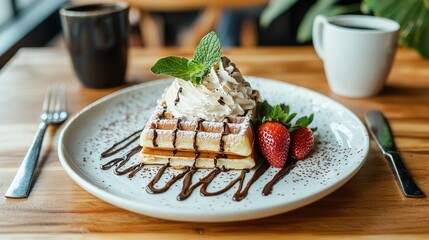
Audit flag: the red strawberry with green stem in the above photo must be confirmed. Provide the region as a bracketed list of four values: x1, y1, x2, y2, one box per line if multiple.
[289, 114, 316, 160]
[256, 101, 297, 168]
[257, 122, 290, 168]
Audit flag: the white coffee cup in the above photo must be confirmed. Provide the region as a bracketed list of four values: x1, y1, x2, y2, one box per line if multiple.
[312, 15, 400, 98]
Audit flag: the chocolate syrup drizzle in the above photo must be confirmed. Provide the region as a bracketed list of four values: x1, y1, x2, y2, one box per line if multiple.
[152, 128, 158, 147]
[218, 97, 225, 105]
[171, 118, 181, 155]
[101, 145, 143, 178]
[151, 109, 166, 148]
[100, 129, 142, 158]
[214, 120, 228, 167]
[100, 126, 297, 201]
[174, 87, 183, 106]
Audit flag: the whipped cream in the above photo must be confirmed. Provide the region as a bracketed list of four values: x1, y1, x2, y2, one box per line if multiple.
[164, 57, 259, 121]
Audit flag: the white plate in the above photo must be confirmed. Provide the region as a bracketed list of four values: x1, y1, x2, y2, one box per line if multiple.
[58, 77, 369, 222]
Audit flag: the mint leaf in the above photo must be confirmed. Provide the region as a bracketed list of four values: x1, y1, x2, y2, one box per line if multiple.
[151, 56, 192, 80]
[151, 57, 207, 84]
[188, 60, 205, 84]
[193, 31, 222, 69]
[187, 60, 205, 72]
[151, 31, 222, 85]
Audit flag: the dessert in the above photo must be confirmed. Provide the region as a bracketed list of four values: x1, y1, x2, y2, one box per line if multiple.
[99, 32, 317, 202]
[139, 32, 259, 170]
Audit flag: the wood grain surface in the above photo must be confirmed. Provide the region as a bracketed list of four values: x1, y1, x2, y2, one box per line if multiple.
[0, 47, 428, 239]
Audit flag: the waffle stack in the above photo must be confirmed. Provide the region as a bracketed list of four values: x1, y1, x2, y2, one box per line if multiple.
[139, 101, 256, 169]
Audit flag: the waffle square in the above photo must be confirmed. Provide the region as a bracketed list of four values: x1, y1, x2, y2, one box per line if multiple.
[139, 100, 256, 169]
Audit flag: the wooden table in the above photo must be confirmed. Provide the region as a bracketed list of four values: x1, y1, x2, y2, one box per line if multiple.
[0, 47, 428, 239]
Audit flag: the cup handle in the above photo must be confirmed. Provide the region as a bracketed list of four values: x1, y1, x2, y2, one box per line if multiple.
[312, 15, 328, 60]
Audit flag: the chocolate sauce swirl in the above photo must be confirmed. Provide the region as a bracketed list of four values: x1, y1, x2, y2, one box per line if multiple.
[179, 166, 239, 200]
[199, 167, 238, 196]
[100, 129, 142, 158]
[263, 158, 297, 195]
[233, 162, 269, 201]
[178, 167, 198, 200]
[101, 146, 142, 178]
[146, 163, 190, 194]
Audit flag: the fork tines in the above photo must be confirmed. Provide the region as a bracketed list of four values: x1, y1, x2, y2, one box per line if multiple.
[41, 84, 68, 123]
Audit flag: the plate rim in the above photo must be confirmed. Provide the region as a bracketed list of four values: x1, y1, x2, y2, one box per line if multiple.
[57, 77, 370, 222]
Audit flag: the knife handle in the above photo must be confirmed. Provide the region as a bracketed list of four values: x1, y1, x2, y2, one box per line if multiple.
[385, 152, 425, 198]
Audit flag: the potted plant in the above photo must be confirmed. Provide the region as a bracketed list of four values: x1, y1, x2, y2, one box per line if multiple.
[260, 0, 429, 59]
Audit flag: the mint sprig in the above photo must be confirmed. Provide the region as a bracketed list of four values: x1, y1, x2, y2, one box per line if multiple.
[151, 31, 221, 85]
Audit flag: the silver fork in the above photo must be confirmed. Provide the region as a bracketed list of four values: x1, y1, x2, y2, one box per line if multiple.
[5, 84, 68, 198]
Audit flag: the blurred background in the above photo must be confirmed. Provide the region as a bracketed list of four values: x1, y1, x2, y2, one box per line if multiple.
[2, 0, 426, 70]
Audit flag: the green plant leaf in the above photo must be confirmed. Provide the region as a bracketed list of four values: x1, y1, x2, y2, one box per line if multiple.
[260, 0, 298, 28]
[262, 0, 429, 59]
[363, 0, 429, 59]
[297, 0, 360, 43]
[193, 31, 222, 69]
[151, 56, 193, 80]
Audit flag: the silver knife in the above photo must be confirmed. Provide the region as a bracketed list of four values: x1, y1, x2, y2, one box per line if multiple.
[365, 110, 424, 198]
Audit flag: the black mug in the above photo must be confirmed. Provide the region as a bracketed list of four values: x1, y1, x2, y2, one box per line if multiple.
[60, 2, 129, 88]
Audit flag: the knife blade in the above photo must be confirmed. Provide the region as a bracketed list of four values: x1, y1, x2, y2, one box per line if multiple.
[365, 110, 424, 198]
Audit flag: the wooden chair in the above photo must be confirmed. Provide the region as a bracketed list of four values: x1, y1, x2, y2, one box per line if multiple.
[122, 0, 268, 47]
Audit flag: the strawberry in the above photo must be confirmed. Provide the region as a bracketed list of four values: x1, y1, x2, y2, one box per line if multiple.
[255, 101, 296, 168]
[290, 127, 314, 160]
[255, 101, 316, 167]
[257, 122, 290, 168]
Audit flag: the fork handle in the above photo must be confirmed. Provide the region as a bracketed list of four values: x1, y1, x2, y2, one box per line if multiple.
[5, 121, 48, 198]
